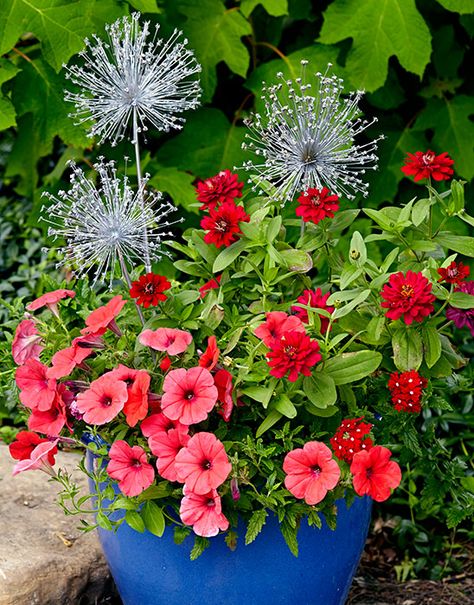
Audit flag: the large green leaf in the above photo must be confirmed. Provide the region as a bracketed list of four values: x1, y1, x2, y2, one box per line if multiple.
[0, 58, 20, 130]
[437, 0, 474, 14]
[323, 350, 382, 385]
[177, 0, 251, 101]
[319, 0, 432, 91]
[435, 233, 474, 257]
[392, 328, 423, 371]
[149, 166, 198, 213]
[303, 373, 337, 408]
[240, 0, 288, 17]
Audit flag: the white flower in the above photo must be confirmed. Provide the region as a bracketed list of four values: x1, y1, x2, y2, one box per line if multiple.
[42, 159, 182, 287]
[242, 62, 381, 203]
[64, 13, 201, 145]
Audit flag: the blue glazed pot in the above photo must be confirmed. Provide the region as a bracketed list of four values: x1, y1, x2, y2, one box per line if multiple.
[95, 489, 371, 605]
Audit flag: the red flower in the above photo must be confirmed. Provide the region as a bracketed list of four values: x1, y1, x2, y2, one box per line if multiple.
[47, 335, 99, 380]
[175, 432, 232, 495]
[291, 288, 334, 333]
[283, 441, 341, 505]
[106, 365, 151, 427]
[387, 370, 427, 413]
[254, 311, 305, 348]
[139, 328, 193, 356]
[295, 187, 339, 224]
[199, 336, 220, 371]
[9, 431, 57, 466]
[129, 273, 171, 308]
[214, 368, 234, 422]
[199, 275, 221, 298]
[107, 440, 155, 497]
[148, 429, 190, 482]
[161, 367, 218, 425]
[27, 385, 69, 436]
[380, 271, 435, 324]
[141, 412, 188, 439]
[267, 330, 322, 382]
[12, 320, 44, 366]
[180, 488, 229, 537]
[350, 445, 402, 502]
[159, 355, 172, 372]
[437, 261, 470, 285]
[200, 201, 250, 248]
[330, 418, 373, 463]
[16, 359, 57, 412]
[81, 295, 126, 336]
[401, 150, 454, 182]
[27, 289, 75, 317]
[196, 170, 244, 210]
[12, 439, 59, 476]
[76, 373, 128, 425]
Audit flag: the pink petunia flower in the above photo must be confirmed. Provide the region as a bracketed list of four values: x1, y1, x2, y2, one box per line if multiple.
[107, 440, 155, 497]
[76, 374, 128, 425]
[283, 441, 341, 505]
[161, 367, 218, 425]
[27, 289, 75, 318]
[175, 432, 232, 495]
[254, 311, 305, 347]
[106, 365, 151, 427]
[46, 335, 99, 379]
[9, 431, 58, 466]
[180, 488, 229, 537]
[350, 445, 402, 502]
[141, 413, 189, 439]
[12, 439, 59, 476]
[81, 295, 126, 336]
[27, 385, 69, 436]
[149, 429, 190, 482]
[16, 359, 57, 412]
[139, 328, 193, 355]
[12, 320, 44, 366]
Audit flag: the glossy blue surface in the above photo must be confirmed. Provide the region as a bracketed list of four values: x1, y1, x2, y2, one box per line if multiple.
[96, 495, 372, 605]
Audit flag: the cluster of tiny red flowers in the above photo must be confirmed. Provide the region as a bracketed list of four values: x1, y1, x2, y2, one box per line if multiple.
[437, 261, 470, 285]
[330, 418, 373, 463]
[295, 187, 339, 225]
[197, 170, 250, 249]
[387, 370, 427, 413]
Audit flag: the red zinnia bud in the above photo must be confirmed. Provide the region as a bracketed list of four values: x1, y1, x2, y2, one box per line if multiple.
[401, 150, 454, 182]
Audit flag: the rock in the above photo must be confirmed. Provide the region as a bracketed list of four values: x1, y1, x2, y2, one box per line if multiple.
[0, 444, 112, 605]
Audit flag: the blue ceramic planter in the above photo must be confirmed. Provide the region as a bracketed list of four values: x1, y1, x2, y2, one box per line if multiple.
[95, 494, 371, 605]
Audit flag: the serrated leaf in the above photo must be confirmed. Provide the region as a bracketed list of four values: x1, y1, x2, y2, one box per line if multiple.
[245, 509, 268, 545]
[240, 0, 288, 16]
[280, 518, 298, 557]
[319, 0, 431, 91]
[392, 328, 423, 371]
[190, 536, 210, 560]
[141, 501, 165, 537]
[323, 350, 382, 385]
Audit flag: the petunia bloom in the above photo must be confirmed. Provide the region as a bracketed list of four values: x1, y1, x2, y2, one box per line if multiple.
[149, 429, 190, 482]
[161, 367, 218, 425]
[254, 311, 305, 348]
[446, 281, 474, 337]
[387, 370, 427, 413]
[180, 488, 229, 537]
[105, 365, 151, 427]
[291, 288, 334, 333]
[139, 328, 193, 355]
[267, 330, 322, 382]
[198, 336, 220, 371]
[76, 374, 128, 425]
[437, 261, 470, 286]
[9, 431, 58, 466]
[350, 445, 402, 502]
[107, 440, 155, 498]
[283, 441, 341, 505]
[330, 418, 373, 463]
[196, 170, 244, 211]
[27, 289, 75, 317]
[213, 369, 234, 422]
[47, 334, 100, 379]
[175, 432, 232, 494]
[380, 271, 435, 324]
[12, 320, 44, 365]
[401, 150, 454, 182]
[16, 359, 57, 412]
[199, 275, 221, 298]
[81, 295, 126, 336]
[129, 273, 171, 308]
[27, 385, 69, 436]
[295, 187, 339, 224]
[141, 413, 188, 439]
[12, 439, 59, 476]
[200, 200, 250, 248]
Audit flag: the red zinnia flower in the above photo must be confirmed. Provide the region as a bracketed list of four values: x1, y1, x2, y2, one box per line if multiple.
[180, 488, 229, 537]
[9, 431, 57, 466]
[380, 271, 435, 324]
[81, 295, 126, 336]
[437, 261, 470, 285]
[350, 445, 402, 502]
[330, 418, 373, 463]
[267, 330, 322, 382]
[129, 273, 171, 308]
[200, 200, 250, 248]
[139, 328, 193, 356]
[291, 288, 335, 333]
[401, 150, 454, 182]
[12, 439, 59, 476]
[283, 441, 341, 505]
[161, 367, 218, 425]
[27, 289, 75, 317]
[199, 275, 221, 298]
[12, 320, 44, 366]
[148, 429, 190, 482]
[107, 440, 155, 497]
[388, 370, 427, 413]
[254, 311, 305, 348]
[175, 432, 232, 495]
[199, 336, 220, 371]
[196, 170, 244, 210]
[76, 374, 128, 425]
[16, 359, 57, 412]
[295, 187, 339, 224]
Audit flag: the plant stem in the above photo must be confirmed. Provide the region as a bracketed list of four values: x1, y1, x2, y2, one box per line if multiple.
[133, 108, 151, 273]
[117, 249, 145, 327]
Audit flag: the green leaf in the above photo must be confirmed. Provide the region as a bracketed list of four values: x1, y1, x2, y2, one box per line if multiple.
[340, 263, 363, 290]
[141, 501, 165, 537]
[128, 0, 161, 12]
[323, 350, 382, 385]
[96, 512, 113, 531]
[177, 0, 252, 101]
[411, 198, 433, 227]
[213, 238, 247, 272]
[125, 510, 146, 533]
[241, 384, 274, 407]
[449, 292, 474, 309]
[422, 325, 442, 368]
[349, 231, 367, 266]
[240, 0, 288, 17]
[0, 58, 20, 130]
[435, 233, 474, 257]
[274, 393, 297, 418]
[319, 0, 431, 91]
[365, 316, 386, 344]
[436, 0, 474, 14]
[245, 509, 268, 545]
[256, 409, 283, 437]
[303, 373, 337, 408]
[190, 536, 210, 560]
[392, 328, 423, 371]
[331, 289, 371, 320]
[280, 519, 298, 557]
[149, 167, 198, 213]
[363, 208, 397, 232]
[279, 249, 313, 272]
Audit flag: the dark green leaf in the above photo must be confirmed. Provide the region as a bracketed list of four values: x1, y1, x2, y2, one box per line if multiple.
[303, 373, 337, 408]
[323, 350, 382, 385]
[142, 501, 165, 537]
[245, 509, 268, 545]
[392, 328, 423, 371]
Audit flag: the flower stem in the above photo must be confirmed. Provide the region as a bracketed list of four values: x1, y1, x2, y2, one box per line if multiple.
[117, 249, 145, 327]
[133, 109, 152, 273]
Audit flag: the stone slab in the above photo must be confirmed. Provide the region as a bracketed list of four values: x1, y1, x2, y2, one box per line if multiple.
[0, 443, 111, 605]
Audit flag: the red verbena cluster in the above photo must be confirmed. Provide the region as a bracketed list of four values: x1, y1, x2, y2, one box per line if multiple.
[330, 417, 373, 463]
[387, 370, 427, 413]
[401, 150, 454, 182]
